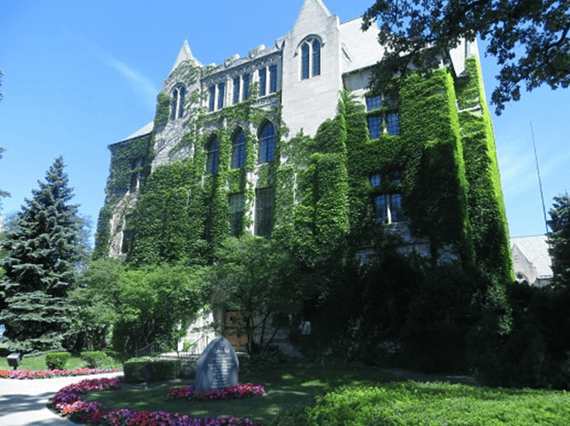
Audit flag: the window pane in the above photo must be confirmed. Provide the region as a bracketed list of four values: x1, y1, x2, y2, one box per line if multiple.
[259, 68, 267, 96]
[259, 122, 275, 164]
[229, 193, 244, 236]
[370, 174, 381, 187]
[171, 88, 178, 120]
[390, 193, 403, 222]
[255, 187, 273, 236]
[243, 74, 250, 100]
[233, 77, 240, 104]
[367, 115, 382, 139]
[209, 86, 216, 112]
[302, 43, 310, 80]
[177, 87, 185, 118]
[373, 195, 387, 223]
[366, 95, 382, 111]
[312, 40, 321, 76]
[231, 131, 246, 169]
[207, 138, 219, 174]
[217, 83, 225, 109]
[269, 65, 278, 93]
[387, 112, 400, 135]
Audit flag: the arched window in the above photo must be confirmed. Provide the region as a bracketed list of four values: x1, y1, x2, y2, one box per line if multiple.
[258, 122, 275, 164]
[301, 44, 310, 80]
[171, 85, 186, 120]
[206, 136, 219, 174]
[231, 130, 246, 169]
[312, 40, 321, 76]
[300, 36, 322, 80]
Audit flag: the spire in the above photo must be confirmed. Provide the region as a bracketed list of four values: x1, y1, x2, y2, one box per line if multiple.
[294, 0, 332, 30]
[171, 40, 201, 73]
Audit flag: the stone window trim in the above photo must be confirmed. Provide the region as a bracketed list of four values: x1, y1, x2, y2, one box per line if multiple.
[297, 35, 323, 80]
[171, 85, 186, 120]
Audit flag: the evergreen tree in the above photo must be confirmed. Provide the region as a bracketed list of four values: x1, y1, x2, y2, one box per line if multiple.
[548, 194, 570, 286]
[0, 157, 83, 351]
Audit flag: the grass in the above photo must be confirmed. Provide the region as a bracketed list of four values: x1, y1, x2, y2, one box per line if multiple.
[83, 364, 570, 425]
[0, 353, 123, 371]
[85, 365, 402, 425]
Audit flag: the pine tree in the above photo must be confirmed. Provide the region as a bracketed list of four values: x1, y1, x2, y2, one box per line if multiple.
[548, 194, 570, 286]
[0, 157, 83, 351]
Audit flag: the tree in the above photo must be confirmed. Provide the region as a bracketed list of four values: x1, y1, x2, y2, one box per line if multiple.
[362, 0, 570, 114]
[548, 194, 570, 285]
[209, 235, 306, 355]
[0, 157, 84, 351]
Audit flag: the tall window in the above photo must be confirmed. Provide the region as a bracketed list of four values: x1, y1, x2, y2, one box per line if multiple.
[255, 187, 273, 236]
[259, 68, 267, 96]
[233, 77, 240, 104]
[371, 174, 404, 224]
[312, 40, 321, 76]
[231, 129, 246, 168]
[171, 86, 186, 120]
[258, 122, 275, 164]
[217, 83, 225, 110]
[206, 136, 219, 174]
[243, 74, 250, 100]
[387, 112, 400, 135]
[269, 65, 278, 93]
[229, 193, 244, 236]
[208, 86, 216, 112]
[367, 115, 382, 140]
[302, 44, 310, 80]
[300, 37, 322, 80]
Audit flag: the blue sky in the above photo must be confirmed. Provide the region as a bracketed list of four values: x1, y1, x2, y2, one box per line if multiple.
[0, 0, 568, 244]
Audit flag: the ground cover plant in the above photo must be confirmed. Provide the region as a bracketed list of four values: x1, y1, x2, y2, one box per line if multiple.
[0, 367, 118, 379]
[81, 364, 570, 425]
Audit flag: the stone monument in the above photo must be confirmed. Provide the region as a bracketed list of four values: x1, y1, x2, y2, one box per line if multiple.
[195, 336, 239, 392]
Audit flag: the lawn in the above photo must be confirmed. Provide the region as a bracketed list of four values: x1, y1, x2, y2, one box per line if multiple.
[0, 352, 123, 371]
[83, 364, 570, 425]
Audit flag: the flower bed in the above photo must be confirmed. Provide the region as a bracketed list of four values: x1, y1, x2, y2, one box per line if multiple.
[0, 367, 119, 380]
[168, 383, 266, 401]
[50, 377, 263, 425]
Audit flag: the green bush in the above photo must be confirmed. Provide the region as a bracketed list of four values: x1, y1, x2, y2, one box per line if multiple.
[45, 352, 71, 370]
[123, 358, 181, 383]
[80, 351, 108, 368]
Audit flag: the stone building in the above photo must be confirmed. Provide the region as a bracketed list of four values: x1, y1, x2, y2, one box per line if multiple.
[94, 0, 512, 354]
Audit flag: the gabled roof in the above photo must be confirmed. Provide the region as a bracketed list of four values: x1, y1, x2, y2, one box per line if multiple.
[511, 235, 553, 279]
[124, 121, 154, 141]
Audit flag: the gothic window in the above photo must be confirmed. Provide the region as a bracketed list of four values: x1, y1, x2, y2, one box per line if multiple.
[208, 86, 216, 112]
[258, 121, 275, 164]
[206, 136, 219, 174]
[233, 76, 240, 104]
[171, 85, 186, 120]
[255, 187, 273, 236]
[231, 129, 246, 169]
[300, 36, 322, 80]
[259, 68, 267, 96]
[243, 74, 250, 100]
[269, 65, 278, 93]
[302, 44, 310, 80]
[229, 193, 245, 236]
[129, 158, 146, 193]
[312, 40, 321, 76]
[371, 174, 404, 224]
[217, 82, 225, 109]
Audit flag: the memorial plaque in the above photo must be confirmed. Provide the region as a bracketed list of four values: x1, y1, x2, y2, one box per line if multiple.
[195, 336, 239, 392]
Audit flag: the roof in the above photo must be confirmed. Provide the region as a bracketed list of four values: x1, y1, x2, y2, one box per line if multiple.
[511, 235, 553, 279]
[124, 122, 154, 141]
[339, 17, 384, 74]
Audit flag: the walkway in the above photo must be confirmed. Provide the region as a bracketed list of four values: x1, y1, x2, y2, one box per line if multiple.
[0, 372, 122, 426]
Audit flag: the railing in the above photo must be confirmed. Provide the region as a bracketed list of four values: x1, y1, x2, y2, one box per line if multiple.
[183, 335, 210, 355]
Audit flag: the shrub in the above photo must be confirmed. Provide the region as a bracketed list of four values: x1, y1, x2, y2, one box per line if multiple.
[123, 358, 181, 383]
[45, 352, 71, 370]
[80, 351, 107, 368]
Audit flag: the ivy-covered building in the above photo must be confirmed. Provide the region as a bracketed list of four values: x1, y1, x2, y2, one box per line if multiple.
[94, 0, 512, 353]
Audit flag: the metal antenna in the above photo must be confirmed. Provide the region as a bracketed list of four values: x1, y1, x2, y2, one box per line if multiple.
[530, 121, 549, 235]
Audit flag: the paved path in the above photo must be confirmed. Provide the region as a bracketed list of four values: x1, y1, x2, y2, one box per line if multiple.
[0, 372, 122, 426]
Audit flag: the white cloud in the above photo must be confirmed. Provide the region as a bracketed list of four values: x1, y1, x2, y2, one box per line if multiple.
[101, 55, 158, 112]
